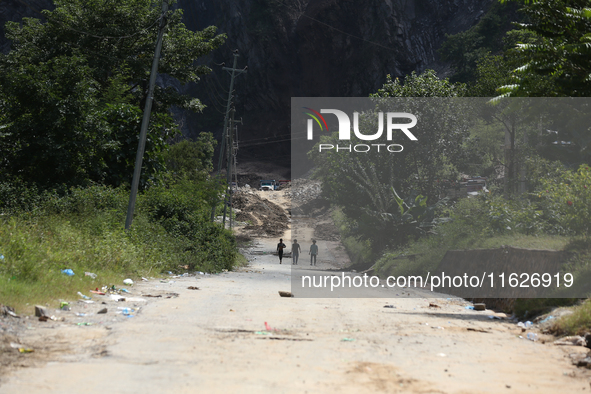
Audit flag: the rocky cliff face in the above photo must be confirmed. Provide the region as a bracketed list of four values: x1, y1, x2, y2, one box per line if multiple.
[179, 0, 492, 164]
[1, 0, 492, 165]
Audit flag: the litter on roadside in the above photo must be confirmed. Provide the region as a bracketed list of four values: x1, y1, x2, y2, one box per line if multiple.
[278, 291, 292, 297]
[540, 315, 555, 324]
[1, 306, 19, 318]
[341, 338, 355, 342]
[255, 331, 271, 335]
[527, 332, 539, 341]
[123, 278, 134, 286]
[429, 303, 440, 308]
[84, 272, 97, 279]
[123, 297, 147, 302]
[187, 286, 200, 290]
[34, 305, 48, 317]
[77, 291, 91, 300]
[61, 269, 75, 276]
[117, 307, 137, 316]
[554, 336, 586, 346]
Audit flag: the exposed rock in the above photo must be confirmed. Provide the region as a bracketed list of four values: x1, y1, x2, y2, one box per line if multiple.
[178, 0, 493, 160]
[0, 0, 493, 162]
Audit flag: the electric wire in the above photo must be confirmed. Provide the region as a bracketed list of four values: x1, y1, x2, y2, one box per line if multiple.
[271, 0, 398, 52]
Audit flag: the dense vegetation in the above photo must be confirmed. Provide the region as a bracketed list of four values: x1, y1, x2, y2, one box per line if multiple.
[311, 0, 591, 327]
[0, 1, 236, 311]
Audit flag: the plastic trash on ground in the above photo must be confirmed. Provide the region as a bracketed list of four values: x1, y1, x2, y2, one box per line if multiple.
[527, 332, 539, 341]
[123, 278, 134, 286]
[517, 321, 534, 329]
[61, 269, 75, 276]
[77, 291, 91, 300]
[84, 272, 97, 279]
[540, 315, 555, 324]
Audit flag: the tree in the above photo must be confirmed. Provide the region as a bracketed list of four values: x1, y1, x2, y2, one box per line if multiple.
[372, 70, 466, 98]
[0, 0, 225, 188]
[311, 71, 471, 251]
[439, 1, 519, 83]
[498, 0, 591, 97]
[163, 133, 216, 181]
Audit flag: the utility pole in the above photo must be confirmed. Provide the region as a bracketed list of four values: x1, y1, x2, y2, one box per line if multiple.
[223, 109, 243, 228]
[125, 0, 169, 230]
[211, 50, 246, 222]
[222, 108, 235, 226]
[229, 117, 241, 229]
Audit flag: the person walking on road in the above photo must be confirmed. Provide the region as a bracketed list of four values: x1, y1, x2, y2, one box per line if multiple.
[309, 239, 318, 266]
[292, 239, 301, 265]
[277, 238, 286, 264]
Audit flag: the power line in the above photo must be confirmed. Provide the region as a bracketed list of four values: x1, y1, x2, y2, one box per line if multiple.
[204, 80, 229, 115]
[272, 0, 398, 52]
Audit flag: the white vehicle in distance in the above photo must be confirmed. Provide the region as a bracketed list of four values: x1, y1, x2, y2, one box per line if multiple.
[259, 180, 278, 191]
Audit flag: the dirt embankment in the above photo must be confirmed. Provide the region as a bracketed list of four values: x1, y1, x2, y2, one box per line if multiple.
[232, 191, 289, 237]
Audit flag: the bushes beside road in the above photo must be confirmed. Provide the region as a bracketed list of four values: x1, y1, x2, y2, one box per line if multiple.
[0, 180, 236, 312]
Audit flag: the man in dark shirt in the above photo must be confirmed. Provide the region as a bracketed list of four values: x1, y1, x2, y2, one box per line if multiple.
[276, 238, 286, 264]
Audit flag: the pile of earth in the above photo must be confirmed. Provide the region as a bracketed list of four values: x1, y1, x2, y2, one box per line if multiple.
[287, 179, 322, 206]
[232, 191, 289, 237]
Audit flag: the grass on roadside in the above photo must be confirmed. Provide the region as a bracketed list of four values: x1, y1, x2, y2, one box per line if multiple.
[0, 182, 239, 314]
[551, 299, 591, 335]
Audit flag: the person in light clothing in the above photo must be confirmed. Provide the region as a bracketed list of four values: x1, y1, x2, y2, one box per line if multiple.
[292, 239, 301, 265]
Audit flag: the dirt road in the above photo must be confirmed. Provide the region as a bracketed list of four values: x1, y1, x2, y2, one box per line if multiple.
[1, 188, 590, 393]
[1, 246, 590, 392]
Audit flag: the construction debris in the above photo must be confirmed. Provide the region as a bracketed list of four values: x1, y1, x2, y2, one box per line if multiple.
[232, 191, 289, 237]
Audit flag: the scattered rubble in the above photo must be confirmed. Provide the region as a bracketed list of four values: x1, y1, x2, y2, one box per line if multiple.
[555, 336, 587, 346]
[232, 191, 289, 237]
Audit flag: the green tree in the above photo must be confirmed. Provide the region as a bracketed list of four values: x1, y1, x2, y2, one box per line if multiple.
[498, 0, 591, 97]
[439, 2, 519, 83]
[163, 133, 216, 181]
[372, 70, 466, 98]
[311, 71, 471, 251]
[0, 0, 225, 188]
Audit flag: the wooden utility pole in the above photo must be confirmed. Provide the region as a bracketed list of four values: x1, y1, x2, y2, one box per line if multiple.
[125, 0, 169, 230]
[222, 108, 235, 225]
[211, 51, 246, 222]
